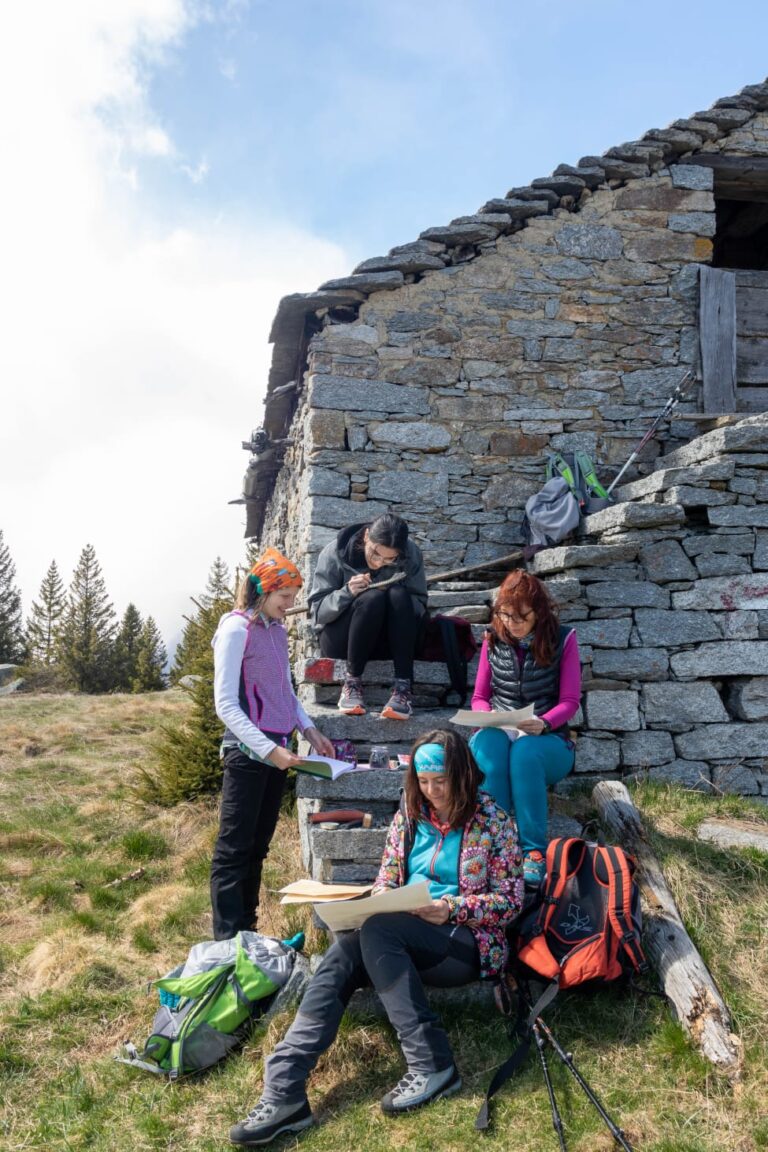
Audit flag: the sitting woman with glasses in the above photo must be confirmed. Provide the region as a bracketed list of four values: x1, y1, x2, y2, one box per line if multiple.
[469, 570, 581, 888]
[307, 513, 427, 720]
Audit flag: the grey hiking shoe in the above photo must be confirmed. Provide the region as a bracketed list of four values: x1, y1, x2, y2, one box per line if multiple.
[380, 1065, 461, 1114]
[381, 678, 413, 720]
[337, 676, 365, 715]
[229, 1098, 314, 1146]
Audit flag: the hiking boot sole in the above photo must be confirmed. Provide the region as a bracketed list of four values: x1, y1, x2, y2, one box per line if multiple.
[337, 703, 366, 715]
[229, 1114, 314, 1146]
[381, 1072, 462, 1115]
[380, 705, 411, 720]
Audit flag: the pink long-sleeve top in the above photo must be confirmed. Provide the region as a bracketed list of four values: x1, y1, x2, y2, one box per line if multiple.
[471, 630, 581, 731]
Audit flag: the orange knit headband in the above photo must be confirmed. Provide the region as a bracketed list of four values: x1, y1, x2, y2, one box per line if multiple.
[248, 548, 302, 594]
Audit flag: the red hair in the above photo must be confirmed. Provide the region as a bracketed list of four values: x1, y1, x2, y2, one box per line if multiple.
[489, 570, 560, 666]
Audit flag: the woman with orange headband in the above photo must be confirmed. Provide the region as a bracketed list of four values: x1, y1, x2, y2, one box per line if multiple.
[210, 548, 334, 940]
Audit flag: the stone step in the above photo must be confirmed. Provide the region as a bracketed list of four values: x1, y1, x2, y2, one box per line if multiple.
[426, 588, 497, 608]
[653, 416, 768, 471]
[582, 501, 685, 536]
[614, 457, 735, 502]
[301, 685, 467, 708]
[299, 705, 461, 744]
[299, 656, 479, 687]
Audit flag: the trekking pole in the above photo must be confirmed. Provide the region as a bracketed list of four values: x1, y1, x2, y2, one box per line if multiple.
[534, 1015, 635, 1152]
[533, 1021, 567, 1152]
[606, 369, 695, 495]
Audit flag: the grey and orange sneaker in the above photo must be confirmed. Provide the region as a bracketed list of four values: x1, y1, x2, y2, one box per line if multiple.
[381, 678, 413, 721]
[337, 676, 365, 715]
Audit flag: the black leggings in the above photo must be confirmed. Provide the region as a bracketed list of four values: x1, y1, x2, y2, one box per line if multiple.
[319, 583, 422, 679]
[209, 745, 288, 940]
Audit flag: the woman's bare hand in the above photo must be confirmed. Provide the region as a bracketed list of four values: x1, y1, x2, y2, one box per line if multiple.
[267, 745, 303, 771]
[517, 716, 547, 736]
[410, 899, 450, 925]
[304, 727, 335, 757]
[347, 573, 372, 596]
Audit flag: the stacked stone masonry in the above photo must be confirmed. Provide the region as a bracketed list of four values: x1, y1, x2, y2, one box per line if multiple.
[251, 80, 768, 855]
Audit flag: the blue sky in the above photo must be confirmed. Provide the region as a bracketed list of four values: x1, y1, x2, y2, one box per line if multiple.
[1, 0, 767, 654]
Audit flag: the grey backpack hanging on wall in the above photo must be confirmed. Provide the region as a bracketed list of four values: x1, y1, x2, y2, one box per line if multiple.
[522, 478, 581, 548]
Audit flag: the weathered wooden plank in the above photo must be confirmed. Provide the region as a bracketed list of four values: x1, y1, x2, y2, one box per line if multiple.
[737, 337, 768, 384]
[734, 269, 768, 289]
[592, 781, 743, 1077]
[735, 287, 768, 337]
[699, 265, 737, 412]
[736, 385, 768, 411]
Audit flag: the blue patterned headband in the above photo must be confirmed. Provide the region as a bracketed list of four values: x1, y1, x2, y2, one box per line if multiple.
[413, 742, 446, 773]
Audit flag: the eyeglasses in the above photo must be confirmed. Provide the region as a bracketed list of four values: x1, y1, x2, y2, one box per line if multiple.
[366, 542, 399, 565]
[497, 608, 534, 624]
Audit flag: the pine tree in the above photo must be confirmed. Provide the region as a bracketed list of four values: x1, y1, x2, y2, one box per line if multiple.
[140, 561, 233, 804]
[114, 603, 144, 691]
[25, 560, 66, 666]
[132, 616, 167, 692]
[57, 544, 117, 693]
[171, 557, 233, 682]
[0, 530, 24, 663]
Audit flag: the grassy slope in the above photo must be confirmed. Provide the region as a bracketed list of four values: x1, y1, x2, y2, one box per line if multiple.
[1, 691, 767, 1152]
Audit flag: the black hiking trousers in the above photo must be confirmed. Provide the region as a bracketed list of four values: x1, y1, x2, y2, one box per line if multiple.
[210, 743, 288, 940]
[262, 912, 480, 1103]
[319, 583, 423, 679]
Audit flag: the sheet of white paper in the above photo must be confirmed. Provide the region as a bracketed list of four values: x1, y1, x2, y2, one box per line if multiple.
[450, 705, 535, 728]
[313, 881, 433, 931]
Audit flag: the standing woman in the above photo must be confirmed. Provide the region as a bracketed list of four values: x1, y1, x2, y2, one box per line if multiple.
[470, 570, 581, 888]
[210, 548, 334, 941]
[228, 729, 523, 1146]
[307, 513, 427, 720]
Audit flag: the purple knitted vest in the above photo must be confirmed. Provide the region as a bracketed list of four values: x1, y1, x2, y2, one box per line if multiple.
[232, 611, 298, 737]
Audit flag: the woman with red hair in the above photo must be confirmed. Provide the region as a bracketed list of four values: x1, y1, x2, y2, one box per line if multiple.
[470, 570, 581, 887]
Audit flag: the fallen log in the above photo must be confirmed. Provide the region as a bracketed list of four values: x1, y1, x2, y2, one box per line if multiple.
[592, 780, 743, 1078]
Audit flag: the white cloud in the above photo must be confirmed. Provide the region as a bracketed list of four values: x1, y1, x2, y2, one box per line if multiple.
[0, 1, 349, 652]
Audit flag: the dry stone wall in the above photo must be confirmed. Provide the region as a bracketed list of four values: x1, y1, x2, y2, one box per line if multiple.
[256, 91, 768, 806]
[534, 414, 768, 799]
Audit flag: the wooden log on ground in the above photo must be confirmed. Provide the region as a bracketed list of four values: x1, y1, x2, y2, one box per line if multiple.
[592, 780, 743, 1077]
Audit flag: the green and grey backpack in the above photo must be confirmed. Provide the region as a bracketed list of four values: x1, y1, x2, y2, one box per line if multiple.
[119, 931, 301, 1079]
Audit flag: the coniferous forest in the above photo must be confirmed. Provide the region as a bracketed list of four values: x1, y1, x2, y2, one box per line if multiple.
[0, 529, 169, 694]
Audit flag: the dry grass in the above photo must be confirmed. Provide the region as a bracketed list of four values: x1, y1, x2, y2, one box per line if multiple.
[1, 692, 767, 1152]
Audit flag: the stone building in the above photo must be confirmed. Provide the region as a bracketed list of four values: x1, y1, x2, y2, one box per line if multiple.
[236, 78, 768, 860]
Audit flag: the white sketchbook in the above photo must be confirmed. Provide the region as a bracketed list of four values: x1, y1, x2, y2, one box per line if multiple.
[313, 880, 433, 932]
[450, 704, 535, 728]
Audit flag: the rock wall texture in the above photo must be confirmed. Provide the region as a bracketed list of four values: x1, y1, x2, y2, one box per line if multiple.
[253, 82, 768, 800]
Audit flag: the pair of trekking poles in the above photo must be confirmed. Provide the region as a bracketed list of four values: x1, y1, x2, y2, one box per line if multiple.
[530, 1007, 634, 1152]
[487, 980, 635, 1152]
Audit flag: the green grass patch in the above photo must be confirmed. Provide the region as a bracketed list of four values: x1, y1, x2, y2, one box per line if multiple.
[1, 693, 767, 1152]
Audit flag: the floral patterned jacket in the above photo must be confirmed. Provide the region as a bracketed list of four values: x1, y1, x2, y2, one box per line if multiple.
[372, 794, 524, 978]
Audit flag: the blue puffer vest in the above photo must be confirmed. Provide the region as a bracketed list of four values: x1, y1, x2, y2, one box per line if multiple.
[488, 624, 572, 736]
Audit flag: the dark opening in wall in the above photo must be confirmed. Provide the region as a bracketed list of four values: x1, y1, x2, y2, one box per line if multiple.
[713, 198, 768, 269]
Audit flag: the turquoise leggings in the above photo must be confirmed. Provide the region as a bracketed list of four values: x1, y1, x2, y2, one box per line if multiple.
[469, 728, 575, 857]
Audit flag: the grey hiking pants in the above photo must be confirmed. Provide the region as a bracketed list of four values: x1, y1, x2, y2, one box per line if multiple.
[262, 912, 480, 1104]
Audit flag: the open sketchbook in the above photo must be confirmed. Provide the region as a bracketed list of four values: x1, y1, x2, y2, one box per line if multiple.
[293, 755, 367, 781]
[450, 704, 535, 728]
[312, 881, 433, 932]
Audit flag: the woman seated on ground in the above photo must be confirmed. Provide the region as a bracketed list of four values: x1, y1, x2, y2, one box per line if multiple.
[229, 729, 523, 1147]
[470, 570, 581, 889]
[307, 513, 427, 720]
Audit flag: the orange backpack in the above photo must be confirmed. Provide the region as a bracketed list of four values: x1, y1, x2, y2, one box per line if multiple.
[476, 836, 647, 1132]
[515, 837, 646, 989]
